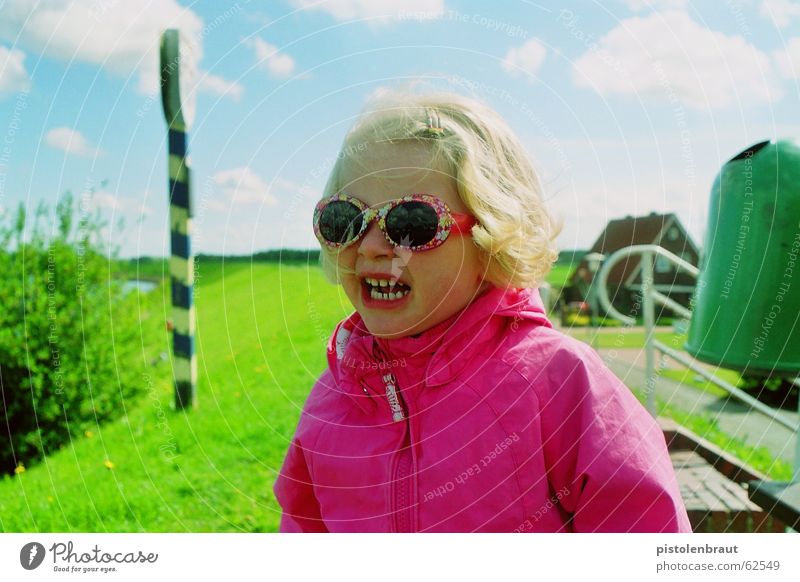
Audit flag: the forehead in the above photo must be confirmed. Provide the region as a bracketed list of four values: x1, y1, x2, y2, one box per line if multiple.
[337, 141, 466, 212]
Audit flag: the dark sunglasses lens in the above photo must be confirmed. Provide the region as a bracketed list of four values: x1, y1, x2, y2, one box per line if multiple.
[385, 202, 438, 247]
[319, 201, 363, 244]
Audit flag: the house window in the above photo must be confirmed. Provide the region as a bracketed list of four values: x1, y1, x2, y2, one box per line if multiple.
[655, 255, 671, 273]
[668, 226, 679, 241]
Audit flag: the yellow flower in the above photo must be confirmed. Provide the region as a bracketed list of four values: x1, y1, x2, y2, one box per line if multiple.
[104, 459, 115, 470]
[85, 430, 94, 438]
[14, 463, 25, 475]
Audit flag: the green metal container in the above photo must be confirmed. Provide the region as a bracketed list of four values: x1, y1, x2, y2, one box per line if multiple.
[685, 139, 800, 373]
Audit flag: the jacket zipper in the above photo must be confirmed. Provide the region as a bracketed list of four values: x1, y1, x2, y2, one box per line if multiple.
[382, 372, 405, 422]
[380, 371, 414, 532]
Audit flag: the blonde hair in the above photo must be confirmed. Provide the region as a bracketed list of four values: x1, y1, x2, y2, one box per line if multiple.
[318, 89, 560, 289]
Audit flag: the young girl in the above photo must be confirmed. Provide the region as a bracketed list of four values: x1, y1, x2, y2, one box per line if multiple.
[273, 91, 692, 533]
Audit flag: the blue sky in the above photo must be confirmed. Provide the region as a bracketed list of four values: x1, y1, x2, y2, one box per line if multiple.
[1, 0, 799, 257]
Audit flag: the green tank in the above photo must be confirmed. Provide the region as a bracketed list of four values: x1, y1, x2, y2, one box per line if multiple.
[685, 139, 800, 373]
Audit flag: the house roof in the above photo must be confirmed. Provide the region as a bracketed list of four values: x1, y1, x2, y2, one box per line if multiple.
[568, 212, 699, 287]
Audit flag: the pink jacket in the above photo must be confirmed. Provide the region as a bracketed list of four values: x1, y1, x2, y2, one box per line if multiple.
[273, 285, 692, 532]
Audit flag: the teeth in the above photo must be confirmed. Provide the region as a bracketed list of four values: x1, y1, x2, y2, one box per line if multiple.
[370, 288, 410, 301]
[365, 277, 392, 287]
[364, 276, 411, 300]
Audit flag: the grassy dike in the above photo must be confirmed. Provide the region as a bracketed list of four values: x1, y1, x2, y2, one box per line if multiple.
[0, 260, 351, 532]
[1, 260, 792, 531]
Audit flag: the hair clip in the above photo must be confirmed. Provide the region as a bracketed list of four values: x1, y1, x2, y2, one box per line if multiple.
[424, 108, 445, 135]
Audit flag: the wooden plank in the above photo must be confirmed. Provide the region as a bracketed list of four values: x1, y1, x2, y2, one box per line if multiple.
[659, 418, 786, 533]
[686, 509, 709, 532]
[728, 507, 751, 532]
[705, 477, 749, 511]
[671, 450, 709, 469]
[693, 482, 727, 512]
[752, 510, 772, 532]
[711, 510, 730, 533]
[719, 479, 762, 511]
[773, 517, 788, 532]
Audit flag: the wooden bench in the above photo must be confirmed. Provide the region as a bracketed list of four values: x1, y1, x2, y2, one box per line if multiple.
[660, 418, 787, 532]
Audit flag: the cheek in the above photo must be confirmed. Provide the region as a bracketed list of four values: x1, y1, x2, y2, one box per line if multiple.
[413, 245, 481, 292]
[444, 241, 484, 281]
[333, 249, 357, 277]
[323, 250, 359, 294]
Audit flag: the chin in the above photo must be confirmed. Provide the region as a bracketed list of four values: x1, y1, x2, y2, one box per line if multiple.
[362, 318, 410, 339]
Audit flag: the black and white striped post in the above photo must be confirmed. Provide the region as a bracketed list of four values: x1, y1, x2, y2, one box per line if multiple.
[160, 29, 197, 410]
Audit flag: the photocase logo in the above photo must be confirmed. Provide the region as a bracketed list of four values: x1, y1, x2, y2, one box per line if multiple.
[20, 542, 46, 570]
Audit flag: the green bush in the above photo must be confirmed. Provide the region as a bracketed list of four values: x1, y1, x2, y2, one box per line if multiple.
[738, 372, 799, 410]
[0, 193, 164, 475]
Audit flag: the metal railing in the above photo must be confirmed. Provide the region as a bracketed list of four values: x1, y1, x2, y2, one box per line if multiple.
[594, 244, 800, 482]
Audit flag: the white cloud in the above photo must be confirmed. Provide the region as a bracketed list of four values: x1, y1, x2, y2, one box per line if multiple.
[211, 167, 279, 209]
[199, 72, 244, 101]
[194, 177, 319, 254]
[0, 0, 203, 95]
[362, 81, 431, 105]
[44, 126, 101, 157]
[760, 0, 800, 28]
[91, 190, 154, 220]
[290, 0, 446, 23]
[248, 38, 296, 78]
[624, 0, 688, 11]
[773, 37, 800, 78]
[501, 39, 546, 78]
[0, 45, 30, 94]
[572, 11, 783, 109]
[202, 172, 318, 256]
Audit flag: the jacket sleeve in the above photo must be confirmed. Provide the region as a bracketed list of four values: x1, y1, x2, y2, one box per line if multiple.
[539, 343, 692, 533]
[273, 436, 329, 533]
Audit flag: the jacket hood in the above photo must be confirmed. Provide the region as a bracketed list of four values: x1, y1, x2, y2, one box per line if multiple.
[325, 285, 552, 414]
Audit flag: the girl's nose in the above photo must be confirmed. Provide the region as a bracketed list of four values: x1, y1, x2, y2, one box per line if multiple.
[357, 220, 394, 259]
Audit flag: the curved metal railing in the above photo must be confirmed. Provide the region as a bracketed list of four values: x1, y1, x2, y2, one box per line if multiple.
[593, 244, 800, 481]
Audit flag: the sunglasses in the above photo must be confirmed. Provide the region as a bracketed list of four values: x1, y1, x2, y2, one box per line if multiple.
[313, 193, 477, 252]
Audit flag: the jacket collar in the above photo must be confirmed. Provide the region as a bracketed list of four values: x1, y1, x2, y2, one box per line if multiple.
[326, 285, 552, 414]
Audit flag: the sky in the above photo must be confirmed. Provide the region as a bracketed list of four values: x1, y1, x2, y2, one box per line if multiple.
[0, 0, 798, 258]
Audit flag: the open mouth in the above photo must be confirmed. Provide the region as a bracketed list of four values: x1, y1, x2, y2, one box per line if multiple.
[361, 277, 412, 301]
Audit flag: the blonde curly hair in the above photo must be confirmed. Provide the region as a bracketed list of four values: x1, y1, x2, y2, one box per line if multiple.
[319, 89, 560, 289]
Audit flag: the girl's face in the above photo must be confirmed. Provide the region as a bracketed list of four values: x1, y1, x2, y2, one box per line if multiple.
[333, 141, 489, 339]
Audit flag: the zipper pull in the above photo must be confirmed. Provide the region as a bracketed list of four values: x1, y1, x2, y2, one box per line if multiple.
[382, 372, 405, 422]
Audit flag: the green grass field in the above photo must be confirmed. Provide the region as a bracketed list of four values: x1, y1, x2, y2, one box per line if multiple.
[563, 327, 689, 349]
[545, 264, 574, 288]
[0, 261, 792, 531]
[0, 261, 351, 532]
[658, 368, 740, 399]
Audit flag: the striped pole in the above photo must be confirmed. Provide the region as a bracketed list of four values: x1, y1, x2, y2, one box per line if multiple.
[160, 29, 197, 410]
